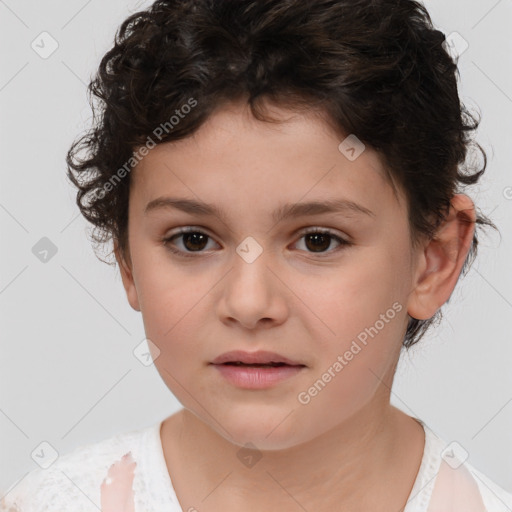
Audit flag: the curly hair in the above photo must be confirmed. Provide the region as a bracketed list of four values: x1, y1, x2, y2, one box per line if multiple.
[66, 0, 496, 348]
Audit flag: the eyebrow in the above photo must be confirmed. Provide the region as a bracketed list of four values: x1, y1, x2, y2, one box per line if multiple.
[144, 197, 375, 223]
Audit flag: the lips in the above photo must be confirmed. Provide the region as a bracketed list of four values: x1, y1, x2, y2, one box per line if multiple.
[210, 350, 305, 367]
[211, 350, 307, 389]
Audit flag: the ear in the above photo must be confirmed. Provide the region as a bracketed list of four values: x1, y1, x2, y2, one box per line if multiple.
[407, 194, 476, 321]
[114, 240, 141, 312]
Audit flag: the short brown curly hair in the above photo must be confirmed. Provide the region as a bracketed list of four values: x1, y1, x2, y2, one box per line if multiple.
[66, 0, 496, 348]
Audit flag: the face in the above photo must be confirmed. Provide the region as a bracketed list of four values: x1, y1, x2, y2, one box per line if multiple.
[117, 101, 419, 450]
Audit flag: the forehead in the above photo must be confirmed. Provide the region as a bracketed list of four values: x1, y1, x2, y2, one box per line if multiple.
[130, 101, 405, 222]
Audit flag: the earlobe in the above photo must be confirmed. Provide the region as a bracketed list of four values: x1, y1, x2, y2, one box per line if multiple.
[114, 241, 141, 312]
[407, 194, 476, 321]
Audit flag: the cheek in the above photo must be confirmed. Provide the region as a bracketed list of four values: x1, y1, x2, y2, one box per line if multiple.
[133, 270, 214, 381]
[294, 246, 409, 347]
[134, 250, 211, 333]
[293, 281, 405, 428]
[291, 250, 409, 414]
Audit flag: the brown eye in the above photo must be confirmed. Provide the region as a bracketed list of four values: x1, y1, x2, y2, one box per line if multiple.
[180, 232, 209, 251]
[304, 232, 332, 252]
[162, 228, 219, 257]
[294, 228, 351, 255]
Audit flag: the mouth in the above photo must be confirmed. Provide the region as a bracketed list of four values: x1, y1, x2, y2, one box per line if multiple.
[219, 361, 301, 368]
[210, 350, 307, 389]
[210, 350, 306, 367]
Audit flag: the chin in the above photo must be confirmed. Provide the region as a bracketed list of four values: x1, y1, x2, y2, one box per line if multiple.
[209, 408, 311, 452]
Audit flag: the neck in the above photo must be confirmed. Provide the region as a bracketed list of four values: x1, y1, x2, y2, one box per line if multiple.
[161, 398, 424, 511]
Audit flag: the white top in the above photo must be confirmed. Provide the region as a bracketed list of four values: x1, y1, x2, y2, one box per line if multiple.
[1, 417, 511, 512]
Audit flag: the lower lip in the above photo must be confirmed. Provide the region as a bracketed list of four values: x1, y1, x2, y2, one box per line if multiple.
[212, 364, 305, 389]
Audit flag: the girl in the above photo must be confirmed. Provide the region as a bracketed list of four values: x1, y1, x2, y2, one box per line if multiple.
[2, 1, 511, 510]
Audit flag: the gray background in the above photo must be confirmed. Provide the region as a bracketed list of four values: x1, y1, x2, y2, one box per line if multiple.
[1, 0, 511, 496]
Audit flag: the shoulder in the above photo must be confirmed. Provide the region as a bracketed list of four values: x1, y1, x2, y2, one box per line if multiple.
[0, 423, 156, 512]
[467, 464, 512, 512]
[428, 455, 512, 511]
[421, 424, 512, 512]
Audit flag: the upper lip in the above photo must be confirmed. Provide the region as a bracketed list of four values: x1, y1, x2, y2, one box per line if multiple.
[211, 350, 306, 366]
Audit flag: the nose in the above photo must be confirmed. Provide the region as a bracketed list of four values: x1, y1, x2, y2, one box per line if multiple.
[216, 247, 289, 330]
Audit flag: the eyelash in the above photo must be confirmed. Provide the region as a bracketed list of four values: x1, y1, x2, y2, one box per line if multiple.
[161, 227, 352, 258]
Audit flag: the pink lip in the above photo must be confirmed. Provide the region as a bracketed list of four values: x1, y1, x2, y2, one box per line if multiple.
[210, 350, 304, 366]
[210, 350, 306, 389]
[212, 364, 305, 389]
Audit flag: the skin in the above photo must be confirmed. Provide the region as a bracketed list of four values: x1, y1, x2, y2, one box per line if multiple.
[115, 100, 476, 511]
[100, 453, 136, 512]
